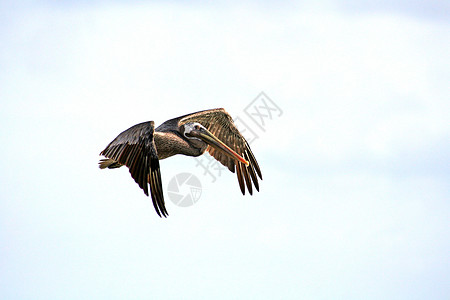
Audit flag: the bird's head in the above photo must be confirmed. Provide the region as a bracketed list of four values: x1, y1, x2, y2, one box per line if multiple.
[182, 122, 249, 166]
[183, 122, 206, 140]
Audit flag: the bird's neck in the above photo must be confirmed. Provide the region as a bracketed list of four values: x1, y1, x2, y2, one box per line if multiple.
[154, 131, 206, 160]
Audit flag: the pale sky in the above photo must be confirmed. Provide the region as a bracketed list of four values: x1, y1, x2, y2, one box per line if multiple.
[1, 1, 449, 299]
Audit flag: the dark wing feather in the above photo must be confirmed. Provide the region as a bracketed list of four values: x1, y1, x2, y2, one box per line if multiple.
[99, 121, 168, 217]
[179, 108, 262, 195]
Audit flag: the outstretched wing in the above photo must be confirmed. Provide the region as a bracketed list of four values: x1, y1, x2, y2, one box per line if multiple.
[99, 121, 167, 217]
[179, 108, 262, 195]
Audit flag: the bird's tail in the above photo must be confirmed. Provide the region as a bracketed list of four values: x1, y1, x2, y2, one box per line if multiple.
[99, 158, 123, 169]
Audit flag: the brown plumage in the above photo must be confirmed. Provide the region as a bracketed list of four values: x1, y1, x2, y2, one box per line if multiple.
[99, 108, 262, 217]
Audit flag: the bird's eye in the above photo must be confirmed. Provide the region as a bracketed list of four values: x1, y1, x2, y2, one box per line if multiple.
[195, 125, 200, 130]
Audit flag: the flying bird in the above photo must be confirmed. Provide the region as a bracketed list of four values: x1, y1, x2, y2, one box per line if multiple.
[99, 108, 262, 217]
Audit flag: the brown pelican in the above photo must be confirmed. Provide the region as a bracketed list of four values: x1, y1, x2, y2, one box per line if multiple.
[99, 108, 262, 217]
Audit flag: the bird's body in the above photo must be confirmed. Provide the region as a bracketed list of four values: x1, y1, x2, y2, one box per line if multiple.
[99, 108, 262, 217]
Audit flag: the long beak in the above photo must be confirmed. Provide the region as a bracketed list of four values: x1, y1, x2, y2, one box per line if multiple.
[193, 129, 249, 166]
